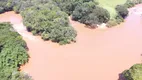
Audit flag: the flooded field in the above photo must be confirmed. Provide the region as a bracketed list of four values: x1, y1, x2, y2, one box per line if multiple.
[0, 4, 142, 80]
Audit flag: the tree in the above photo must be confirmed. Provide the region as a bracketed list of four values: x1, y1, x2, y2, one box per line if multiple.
[124, 0, 135, 8]
[52, 0, 98, 15]
[115, 5, 128, 18]
[21, 3, 77, 44]
[122, 64, 142, 80]
[72, 2, 110, 27]
[72, 1, 96, 21]
[0, 23, 30, 80]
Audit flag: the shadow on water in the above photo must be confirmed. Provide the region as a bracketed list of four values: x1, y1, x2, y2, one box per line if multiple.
[118, 73, 126, 80]
[84, 25, 97, 29]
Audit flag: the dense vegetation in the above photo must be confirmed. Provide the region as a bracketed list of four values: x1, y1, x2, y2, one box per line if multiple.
[107, 0, 142, 27]
[116, 5, 128, 18]
[72, 2, 110, 27]
[0, 23, 31, 80]
[52, 0, 139, 28]
[0, 0, 136, 29]
[53, 0, 110, 28]
[0, 0, 142, 80]
[98, 0, 127, 19]
[21, 3, 77, 44]
[1, 0, 142, 28]
[122, 64, 142, 80]
[52, 0, 98, 15]
[0, 0, 77, 45]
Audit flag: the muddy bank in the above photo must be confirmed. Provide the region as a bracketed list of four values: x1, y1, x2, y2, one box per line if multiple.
[0, 4, 142, 80]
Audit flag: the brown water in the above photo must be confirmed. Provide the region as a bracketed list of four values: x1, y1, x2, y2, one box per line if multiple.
[0, 4, 142, 80]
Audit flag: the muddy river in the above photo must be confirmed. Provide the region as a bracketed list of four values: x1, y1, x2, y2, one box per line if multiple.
[0, 4, 142, 80]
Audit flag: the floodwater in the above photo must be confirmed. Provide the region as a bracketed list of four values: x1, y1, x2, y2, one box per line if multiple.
[0, 4, 142, 80]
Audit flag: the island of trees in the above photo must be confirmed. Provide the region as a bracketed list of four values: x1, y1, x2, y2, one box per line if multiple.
[0, 23, 31, 80]
[122, 63, 142, 80]
[0, 0, 142, 80]
[0, 0, 131, 44]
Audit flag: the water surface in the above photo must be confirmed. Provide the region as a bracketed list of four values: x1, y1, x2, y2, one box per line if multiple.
[0, 4, 142, 80]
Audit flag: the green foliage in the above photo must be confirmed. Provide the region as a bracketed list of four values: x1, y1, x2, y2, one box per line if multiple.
[72, 1, 96, 21]
[124, 0, 142, 8]
[0, 0, 8, 13]
[72, 2, 110, 27]
[21, 3, 77, 44]
[0, 70, 32, 80]
[0, 0, 14, 12]
[0, 23, 30, 80]
[115, 5, 128, 18]
[0, 7, 4, 13]
[106, 19, 118, 27]
[122, 64, 142, 80]
[0, 0, 77, 44]
[0, 0, 52, 13]
[124, 0, 135, 8]
[98, 0, 127, 19]
[132, 0, 142, 4]
[10, 72, 32, 80]
[52, 0, 98, 15]
[106, 15, 124, 27]
[85, 7, 110, 25]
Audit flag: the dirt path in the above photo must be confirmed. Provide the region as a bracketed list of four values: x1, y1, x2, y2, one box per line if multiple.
[0, 4, 142, 80]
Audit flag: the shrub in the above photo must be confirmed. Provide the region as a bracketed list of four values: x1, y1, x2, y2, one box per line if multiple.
[41, 33, 49, 40]
[11, 0, 52, 13]
[106, 19, 118, 27]
[0, 0, 77, 45]
[0, 0, 8, 13]
[122, 64, 142, 80]
[53, 0, 98, 15]
[0, 0, 14, 12]
[0, 70, 32, 80]
[133, 0, 142, 4]
[85, 7, 110, 25]
[21, 3, 77, 44]
[0, 7, 4, 13]
[72, 2, 110, 27]
[11, 72, 32, 80]
[115, 5, 128, 18]
[124, 0, 135, 8]
[0, 23, 30, 80]
[72, 1, 96, 21]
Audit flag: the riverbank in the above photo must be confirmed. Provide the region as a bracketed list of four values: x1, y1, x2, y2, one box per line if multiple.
[0, 4, 142, 80]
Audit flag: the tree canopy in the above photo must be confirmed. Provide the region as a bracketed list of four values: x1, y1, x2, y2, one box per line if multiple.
[72, 2, 110, 27]
[0, 23, 31, 80]
[52, 0, 98, 15]
[21, 3, 77, 44]
[0, 0, 77, 44]
[122, 64, 142, 80]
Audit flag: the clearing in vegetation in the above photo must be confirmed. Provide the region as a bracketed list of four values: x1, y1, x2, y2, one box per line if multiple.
[98, 0, 127, 19]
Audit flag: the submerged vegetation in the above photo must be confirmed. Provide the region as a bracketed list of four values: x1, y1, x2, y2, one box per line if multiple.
[0, 23, 31, 80]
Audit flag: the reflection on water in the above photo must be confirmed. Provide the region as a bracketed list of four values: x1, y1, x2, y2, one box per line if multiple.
[0, 4, 142, 80]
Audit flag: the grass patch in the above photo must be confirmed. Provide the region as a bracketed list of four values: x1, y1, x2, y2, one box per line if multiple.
[97, 0, 127, 19]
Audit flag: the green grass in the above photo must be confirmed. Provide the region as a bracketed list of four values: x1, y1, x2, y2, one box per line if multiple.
[97, 0, 127, 19]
